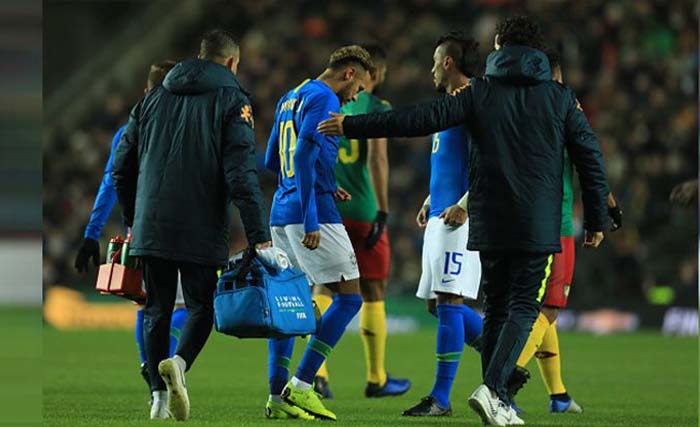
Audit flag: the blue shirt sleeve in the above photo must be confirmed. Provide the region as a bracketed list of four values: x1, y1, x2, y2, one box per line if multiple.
[84, 125, 126, 240]
[293, 91, 339, 233]
[264, 100, 282, 173]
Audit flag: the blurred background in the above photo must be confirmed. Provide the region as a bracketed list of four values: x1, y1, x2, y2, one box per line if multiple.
[1, 0, 41, 425]
[43, 0, 698, 335]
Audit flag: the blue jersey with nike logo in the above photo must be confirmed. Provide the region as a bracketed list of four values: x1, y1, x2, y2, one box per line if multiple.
[429, 124, 470, 218]
[265, 79, 342, 232]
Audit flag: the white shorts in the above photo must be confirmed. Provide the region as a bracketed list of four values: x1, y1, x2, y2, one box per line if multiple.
[175, 273, 185, 305]
[271, 223, 360, 285]
[416, 217, 481, 300]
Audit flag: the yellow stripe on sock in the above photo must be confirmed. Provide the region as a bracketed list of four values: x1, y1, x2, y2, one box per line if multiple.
[537, 255, 554, 303]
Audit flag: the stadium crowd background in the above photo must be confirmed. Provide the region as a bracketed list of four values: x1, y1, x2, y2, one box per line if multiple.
[43, 0, 698, 313]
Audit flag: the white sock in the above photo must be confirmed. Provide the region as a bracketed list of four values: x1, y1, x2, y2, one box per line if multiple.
[173, 354, 187, 372]
[152, 390, 167, 403]
[269, 394, 282, 403]
[290, 376, 312, 391]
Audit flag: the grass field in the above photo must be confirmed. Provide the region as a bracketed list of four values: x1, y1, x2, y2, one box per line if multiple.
[44, 326, 698, 427]
[0, 307, 41, 426]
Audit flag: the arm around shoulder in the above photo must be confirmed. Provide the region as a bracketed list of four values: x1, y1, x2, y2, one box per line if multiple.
[342, 86, 475, 139]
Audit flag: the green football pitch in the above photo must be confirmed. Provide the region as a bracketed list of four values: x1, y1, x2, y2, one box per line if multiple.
[0, 308, 41, 426]
[43, 326, 697, 426]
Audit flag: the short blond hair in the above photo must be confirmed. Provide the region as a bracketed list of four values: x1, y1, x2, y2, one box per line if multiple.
[328, 45, 375, 74]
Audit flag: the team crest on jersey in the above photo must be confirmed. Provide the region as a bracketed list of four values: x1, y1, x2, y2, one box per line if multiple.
[240, 104, 254, 128]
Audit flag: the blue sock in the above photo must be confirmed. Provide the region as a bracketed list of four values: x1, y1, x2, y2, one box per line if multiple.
[268, 337, 295, 395]
[295, 293, 362, 384]
[169, 307, 188, 357]
[135, 309, 146, 364]
[430, 304, 464, 408]
[460, 305, 483, 352]
[429, 303, 484, 352]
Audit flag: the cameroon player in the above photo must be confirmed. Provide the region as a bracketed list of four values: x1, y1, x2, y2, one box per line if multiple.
[313, 44, 411, 399]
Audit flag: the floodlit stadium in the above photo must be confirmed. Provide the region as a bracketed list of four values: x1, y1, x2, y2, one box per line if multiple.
[33, 1, 700, 426]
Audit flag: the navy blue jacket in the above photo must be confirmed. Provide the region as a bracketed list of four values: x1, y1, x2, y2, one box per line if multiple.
[112, 59, 270, 266]
[342, 45, 609, 253]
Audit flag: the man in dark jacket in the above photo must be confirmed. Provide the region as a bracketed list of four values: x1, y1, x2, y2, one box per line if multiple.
[318, 17, 609, 426]
[113, 30, 271, 421]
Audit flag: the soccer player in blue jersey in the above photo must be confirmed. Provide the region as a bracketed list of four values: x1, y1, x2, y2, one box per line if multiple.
[73, 61, 188, 396]
[402, 32, 485, 417]
[263, 45, 374, 421]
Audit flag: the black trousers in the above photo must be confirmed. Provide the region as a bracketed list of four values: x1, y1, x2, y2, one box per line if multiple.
[141, 256, 218, 391]
[479, 251, 554, 403]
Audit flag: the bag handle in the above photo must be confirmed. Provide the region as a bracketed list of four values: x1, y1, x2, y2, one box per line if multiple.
[110, 247, 122, 263]
[235, 246, 258, 281]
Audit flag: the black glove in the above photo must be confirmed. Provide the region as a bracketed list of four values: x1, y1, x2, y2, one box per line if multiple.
[365, 211, 388, 249]
[608, 205, 622, 232]
[74, 237, 101, 273]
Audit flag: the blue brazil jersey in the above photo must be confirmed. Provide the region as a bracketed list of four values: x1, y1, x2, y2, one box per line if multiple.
[265, 79, 342, 232]
[84, 124, 127, 240]
[429, 124, 470, 218]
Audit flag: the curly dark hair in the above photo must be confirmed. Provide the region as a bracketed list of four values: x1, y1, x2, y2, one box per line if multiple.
[434, 31, 480, 78]
[495, 16, 545, 51]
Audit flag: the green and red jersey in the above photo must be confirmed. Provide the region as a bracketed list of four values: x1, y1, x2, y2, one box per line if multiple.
[561, 150, 574, 237]
[335, 91, 391, 222]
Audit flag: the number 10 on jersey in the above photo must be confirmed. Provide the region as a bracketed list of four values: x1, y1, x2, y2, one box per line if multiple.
[279, 120, 296, 178]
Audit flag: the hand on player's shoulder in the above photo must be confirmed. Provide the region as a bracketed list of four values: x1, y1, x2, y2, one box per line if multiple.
[317, 112, 346, 136]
